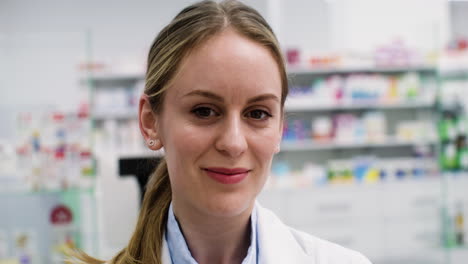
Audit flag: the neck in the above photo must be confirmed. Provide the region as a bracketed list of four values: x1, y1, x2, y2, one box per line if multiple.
[172, 201, 254, 264]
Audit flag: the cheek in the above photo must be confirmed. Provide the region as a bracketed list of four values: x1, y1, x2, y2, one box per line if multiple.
[249, 128, 282, 164]
[162, 121, 212, 169]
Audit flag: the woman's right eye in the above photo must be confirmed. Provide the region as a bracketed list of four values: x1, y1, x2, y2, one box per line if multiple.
[191, 107, 219, 119]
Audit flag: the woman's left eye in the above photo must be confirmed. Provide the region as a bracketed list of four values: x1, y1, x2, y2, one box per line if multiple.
[246, 109, 272, 120]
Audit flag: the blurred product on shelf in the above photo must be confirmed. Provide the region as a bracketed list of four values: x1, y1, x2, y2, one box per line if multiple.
[439, 79, 468, 110]
[447, 37, 468, 52]
[90, 78, 153, 157]
[0, 110, 94, 193]
[455, 201, 465, 246]
[12, 230, 38, 264]
[287, 71, 437, 109]
[285, 39, 435, 69]
[49, 204, 76, 263]
[285, 48, 342, 69]
[92, 79, 144, 119]
[282, 112, 436, 144]
[311, 116, 333, 141]
[438, 111, 468, 171]
[444, 198, 467, 249]
[396, 120, 436, 142]
[93, 119, 148, 156]
[374, 39, 426, 67]
[438, 59, 468, 171]
[440, 38, 468, 73]
[268, 156, 439, 189]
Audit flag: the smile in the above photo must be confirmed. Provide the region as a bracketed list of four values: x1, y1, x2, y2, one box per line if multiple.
[203, 167, 250, 184]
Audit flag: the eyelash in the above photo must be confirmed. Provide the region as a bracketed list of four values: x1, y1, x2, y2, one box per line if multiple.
[191, 107, 220, 119]
[191, 106, 273, 121]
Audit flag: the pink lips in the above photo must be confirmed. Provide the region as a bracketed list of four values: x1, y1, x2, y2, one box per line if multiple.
[203, 167, 250, 184]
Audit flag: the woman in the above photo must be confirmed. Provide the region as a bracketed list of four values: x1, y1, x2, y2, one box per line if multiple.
[74, 1, 372, 263]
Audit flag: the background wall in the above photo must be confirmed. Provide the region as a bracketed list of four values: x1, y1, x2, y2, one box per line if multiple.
[327, 0, 450, 53]
[450, 1, 468, 40]
[0, 0, 452, 109]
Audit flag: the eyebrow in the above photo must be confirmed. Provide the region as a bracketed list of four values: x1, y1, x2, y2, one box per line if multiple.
[184, 90, 224, 102]
[247, 93, 280, 104]
[183, 90, 280, 104]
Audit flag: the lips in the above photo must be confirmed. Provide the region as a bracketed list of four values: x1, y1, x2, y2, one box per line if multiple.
[203, 167, 250, 184]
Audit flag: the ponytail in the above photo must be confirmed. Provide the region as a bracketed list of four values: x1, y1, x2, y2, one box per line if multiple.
[111, 159, 172, 264]
[69, 159, 171, 264]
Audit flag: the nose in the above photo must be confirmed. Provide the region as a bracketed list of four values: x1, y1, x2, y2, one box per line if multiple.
[215, 114, 248, 158]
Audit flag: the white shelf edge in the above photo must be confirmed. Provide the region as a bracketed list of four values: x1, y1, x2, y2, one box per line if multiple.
[82, 65, 438, 83]
[280, 137, 436, 151]
[284, 99, 435, 112]
[118, 149, 164, 159]
[439, 69, 468, 78]
[84, 73, 145, 83]
[95, 147, 164, 159]
[287, 65, 437, 75]
[92, 110, 137, 120]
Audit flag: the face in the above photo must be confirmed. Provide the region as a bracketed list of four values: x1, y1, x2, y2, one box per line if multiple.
[157, 28, 283, 218]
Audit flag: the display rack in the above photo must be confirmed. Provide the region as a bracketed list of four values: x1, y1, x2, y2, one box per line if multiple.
[275, 66, 439, 178]
[436, 66, 468, 264]
[0, 32, 101, 264]
[84, 65, 467, 263]
[281, 137, 436, 151]
[284, 98, 435, 112]
[0, 187, 98, 264]
[0, 108, 99, 264]
[288, 65, 436, 75]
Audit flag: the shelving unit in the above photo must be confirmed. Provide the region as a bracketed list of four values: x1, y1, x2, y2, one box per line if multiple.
[276, 65, 439, 166]
[84, 65, 452, 263]
[435, 64, 468, 264]
[92, 109, 137, 120]
[281, 137, 436, 151]
[0, 186, 98, 264]
[259, 177, 445, 263]
[285, 98, 435, 112]
[288, 65, 436, 75]
[439, 69, 468, 80]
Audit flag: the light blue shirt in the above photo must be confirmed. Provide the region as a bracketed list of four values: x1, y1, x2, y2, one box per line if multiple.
[165, 203, 258, 264]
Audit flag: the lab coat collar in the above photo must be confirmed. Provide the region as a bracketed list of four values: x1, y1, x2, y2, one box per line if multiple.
[161, 202, 313, 264]
[255, 202, 314, 264]
[162, 238, 172, 263]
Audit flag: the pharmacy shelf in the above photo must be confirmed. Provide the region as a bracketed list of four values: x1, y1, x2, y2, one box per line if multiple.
[84, 73, 144, 84]
[84, 66, 437, 84]
[92, 109, 137, 120]
[280, 137, 436, 151]
[287, 65, 437, 76]
[284, 99, 435, 112]
[95, 148, 164, 159]
[118, 149, 165, 159]
[0, 186, 95, 197]
[439, 69, 468, 79]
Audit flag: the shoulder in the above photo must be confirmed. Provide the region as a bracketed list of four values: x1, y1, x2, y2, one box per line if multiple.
[256, 203, 372, 264]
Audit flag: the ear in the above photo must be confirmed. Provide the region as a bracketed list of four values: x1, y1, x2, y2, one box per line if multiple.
[138, 94, 163, 150]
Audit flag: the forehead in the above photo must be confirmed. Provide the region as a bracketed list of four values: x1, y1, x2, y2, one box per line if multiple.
[168, 28, 282, 100]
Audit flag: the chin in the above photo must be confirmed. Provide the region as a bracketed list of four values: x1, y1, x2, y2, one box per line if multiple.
[202, 192, 255, 218]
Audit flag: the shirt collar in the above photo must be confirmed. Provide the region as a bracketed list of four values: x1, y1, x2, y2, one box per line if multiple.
[165, 203, 258, 264]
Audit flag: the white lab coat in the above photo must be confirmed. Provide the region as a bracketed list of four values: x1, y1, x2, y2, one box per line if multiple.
[161, 203, 372, 264]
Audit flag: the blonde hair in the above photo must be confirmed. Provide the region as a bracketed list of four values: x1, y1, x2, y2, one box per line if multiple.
[72, 1, 287, 263]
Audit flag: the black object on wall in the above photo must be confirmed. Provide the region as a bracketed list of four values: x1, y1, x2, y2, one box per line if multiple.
[118, 157, 162, 204]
